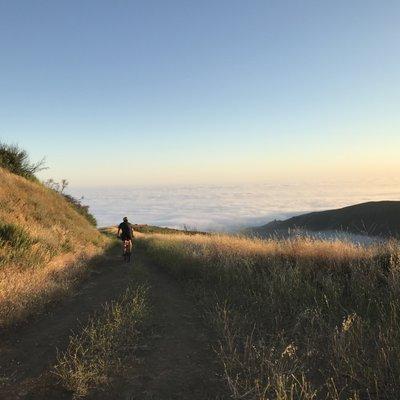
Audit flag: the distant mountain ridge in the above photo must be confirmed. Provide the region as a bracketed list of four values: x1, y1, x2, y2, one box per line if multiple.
[246, 201, 400, 238]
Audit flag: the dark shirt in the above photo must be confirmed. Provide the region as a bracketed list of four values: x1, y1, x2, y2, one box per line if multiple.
[118, 222, 132, 239]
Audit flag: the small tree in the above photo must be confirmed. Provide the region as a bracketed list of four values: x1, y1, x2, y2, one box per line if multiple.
[44, 178, 60, 192]
[60, 179, 69, 193]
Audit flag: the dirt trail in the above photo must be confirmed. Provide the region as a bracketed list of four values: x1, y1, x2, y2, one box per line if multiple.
[120, 253, 227, 400]
[0, 247, 227, 399]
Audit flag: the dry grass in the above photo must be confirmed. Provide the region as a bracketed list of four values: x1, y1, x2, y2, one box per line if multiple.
[0, 168, 109, 327]
[55, 281, 150, 398]
[137, 232, 400, 400]
[0, 250, 101, 327]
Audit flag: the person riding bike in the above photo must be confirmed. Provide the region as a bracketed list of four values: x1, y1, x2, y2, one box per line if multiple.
[117, 217, 134, 262]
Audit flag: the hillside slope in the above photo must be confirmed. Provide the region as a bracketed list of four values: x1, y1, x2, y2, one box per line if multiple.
[0, 167, 109, 326]
[246, 201, 400, 238]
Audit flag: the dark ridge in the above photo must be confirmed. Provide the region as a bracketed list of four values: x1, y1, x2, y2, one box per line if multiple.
[245, 201, 400, 238]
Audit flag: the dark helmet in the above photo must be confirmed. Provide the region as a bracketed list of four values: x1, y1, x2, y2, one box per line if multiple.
[123, 217, 128, 222]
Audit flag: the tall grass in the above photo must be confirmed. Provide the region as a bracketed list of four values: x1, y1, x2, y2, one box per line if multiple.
[137, 232, 400, 400]
[0, 222, 34, 248]
[55, 283, 150, 397]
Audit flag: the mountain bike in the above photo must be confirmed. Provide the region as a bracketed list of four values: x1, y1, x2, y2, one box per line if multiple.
[122, 239, 132, 263]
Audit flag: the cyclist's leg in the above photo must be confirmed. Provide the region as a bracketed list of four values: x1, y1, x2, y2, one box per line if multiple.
[123, 239, 132, 262]
[122, 238, 126, 257]
[126, 239, 132, 262]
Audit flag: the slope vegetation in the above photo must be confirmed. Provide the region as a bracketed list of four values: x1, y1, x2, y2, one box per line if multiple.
[137, 231, 400, 399]
[247, 201, 400, 238]
[0, 167, 109, 327]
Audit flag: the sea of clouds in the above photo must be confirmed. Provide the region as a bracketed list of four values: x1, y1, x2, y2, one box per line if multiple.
[68, 179, 400, 232]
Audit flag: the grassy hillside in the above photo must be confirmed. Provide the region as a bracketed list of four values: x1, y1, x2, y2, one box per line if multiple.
[0, 167, 109, 327]
[137, 232, 400, 399]
[132, 224, 206, 235]
[246, 201, 400, 238]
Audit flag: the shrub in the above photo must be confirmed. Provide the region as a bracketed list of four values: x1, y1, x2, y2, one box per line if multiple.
[44, 179, 97, 227]
[62, 194, 97, 227]
[0, 143, 45, 179]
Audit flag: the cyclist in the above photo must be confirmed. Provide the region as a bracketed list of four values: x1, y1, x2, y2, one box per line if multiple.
[117, 217, 134, 262]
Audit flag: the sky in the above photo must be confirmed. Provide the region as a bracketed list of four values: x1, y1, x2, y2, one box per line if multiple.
[0, 0, 399, 186]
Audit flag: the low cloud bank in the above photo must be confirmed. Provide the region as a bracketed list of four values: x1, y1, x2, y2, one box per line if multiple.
[69, 180, 400, 232]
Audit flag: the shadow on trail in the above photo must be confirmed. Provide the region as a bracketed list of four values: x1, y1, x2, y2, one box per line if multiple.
[0, 241, 134, 399]
[0, 242, 228, 400]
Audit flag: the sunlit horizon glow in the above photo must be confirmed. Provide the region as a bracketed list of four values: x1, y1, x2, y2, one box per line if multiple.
[1, 1, 399, 186]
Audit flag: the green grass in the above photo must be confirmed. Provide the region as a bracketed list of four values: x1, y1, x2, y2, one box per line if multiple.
[55, 276, 150, 397]
[137, 233, 400, 400]
[0, 222, 41, 269]
[0, 222, 34, 249]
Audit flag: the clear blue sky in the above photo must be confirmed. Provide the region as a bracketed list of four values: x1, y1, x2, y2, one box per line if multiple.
[1, 0, 399, 185]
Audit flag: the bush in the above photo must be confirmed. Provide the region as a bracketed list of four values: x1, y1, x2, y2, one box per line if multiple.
[0, 143, 45, 179]
[63, 194, 97, 227]
[44, 179, 97, 227]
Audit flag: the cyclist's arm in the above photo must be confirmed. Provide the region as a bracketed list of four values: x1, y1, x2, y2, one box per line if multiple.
[117, 227, 121, 237]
